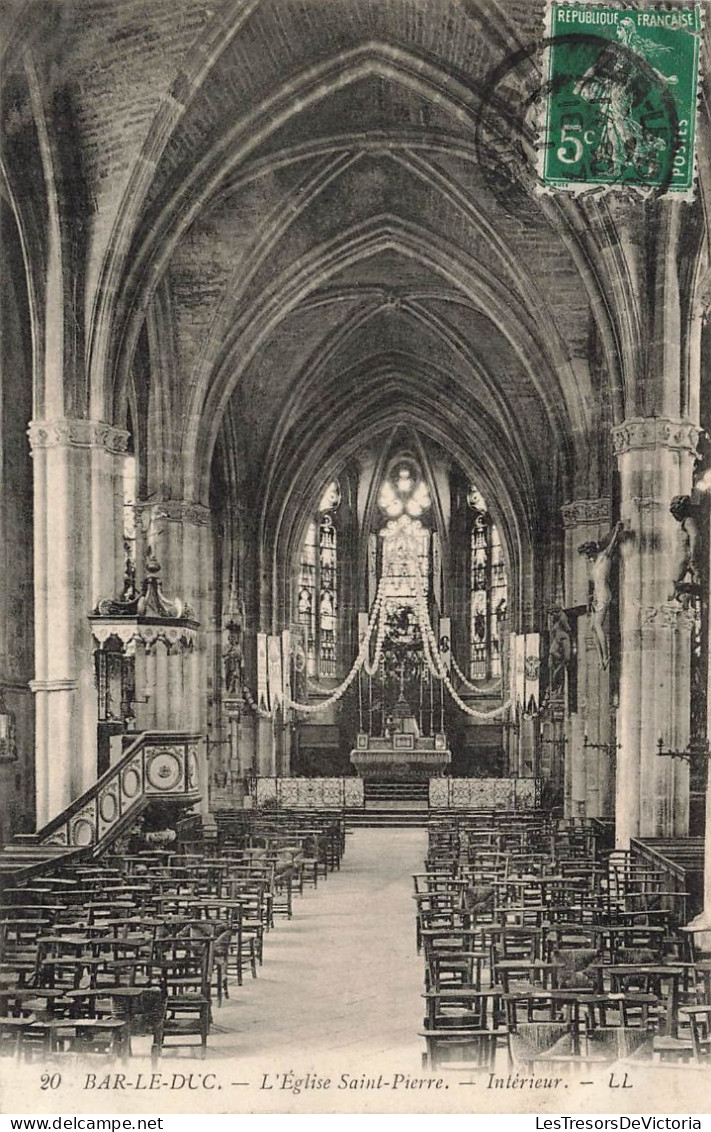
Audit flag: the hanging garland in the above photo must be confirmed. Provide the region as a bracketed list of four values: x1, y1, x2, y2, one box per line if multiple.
[450, 654, 502, 695]
[410, 555, 513, 721]
[284, 589, 384, 714]
[242, 538, 513, 720]
[363, 589, 387, 676]
[243, 577, 387, 717]
[241, 684, 272, 720]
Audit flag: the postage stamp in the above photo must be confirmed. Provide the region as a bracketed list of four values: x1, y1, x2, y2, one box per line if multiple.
[539, 1, 703, 196]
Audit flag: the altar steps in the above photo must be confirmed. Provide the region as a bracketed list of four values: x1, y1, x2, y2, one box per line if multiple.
[346, 780, 430, 826]
[364, 781, 430, 803]
[346, 806, 428, 828]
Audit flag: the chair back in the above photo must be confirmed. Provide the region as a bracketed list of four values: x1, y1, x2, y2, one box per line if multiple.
[154, 935, 213, 999]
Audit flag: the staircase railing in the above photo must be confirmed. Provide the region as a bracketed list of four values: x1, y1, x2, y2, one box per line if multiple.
[31, 732, 202, 854]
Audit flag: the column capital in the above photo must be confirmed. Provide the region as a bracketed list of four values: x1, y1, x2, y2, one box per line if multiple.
[611, 417, 702, 458]
[561, 498, 611, 528]
[134, 500, 211, 527]
[27, 418, 130, 454]
[641, 601, 697, 632]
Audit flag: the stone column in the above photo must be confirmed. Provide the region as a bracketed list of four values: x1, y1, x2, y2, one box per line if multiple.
[241, 712, 257, 776]
[518, 717, 537, 778]
[279, 719, 292, 776]
[225, 701, 243, 778]
[561, 499, 614, 820]
[28, 419, 128, 827]
[613, 417, 700, 849]
[685, 595, 711, 933]
[687, 753, 711, 935]
[257, 716, 276, 776]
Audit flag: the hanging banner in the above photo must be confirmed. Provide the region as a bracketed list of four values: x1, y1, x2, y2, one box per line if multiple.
[257, 632, 269, 712]
[438, 616, 451, 673]
[523, 632, 541, 715]
[281, 629, 292, 706]
[268, 634, 283, 711]
[368, 533, 378, 609]
[291, 625, 307, 704]
[432, 533, 442, 612]
[512, 632, 526, 711]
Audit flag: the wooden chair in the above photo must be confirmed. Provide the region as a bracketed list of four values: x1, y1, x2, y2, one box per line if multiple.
[151, 936, 213, 1061]
[181, 920, 233, 1007]
[686, 1004, 711, 1061]
[0, 1016, 34, 1059]
[300, 834, 329, 887]
[51, 1017, 131, 1062]
[420, 1027, 501, 1071]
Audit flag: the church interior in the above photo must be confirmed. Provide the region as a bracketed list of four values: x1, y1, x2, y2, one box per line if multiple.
[2, 0, 711, 1090]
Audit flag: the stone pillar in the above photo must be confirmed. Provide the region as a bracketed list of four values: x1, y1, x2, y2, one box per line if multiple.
[613, 417, 700, 849]
[241, 712, 257, 776]
[29, 419, 128, 827]
[518, 717, 537, 777]
[561, 499, 614, 820]
[686, 752, 711, 935]
[257, 716, 276, 775]
[280, 719, 292, 776]
[224, 700, 243, 779]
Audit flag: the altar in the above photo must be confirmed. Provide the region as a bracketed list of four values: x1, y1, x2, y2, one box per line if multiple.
[349, 732, 451, 781]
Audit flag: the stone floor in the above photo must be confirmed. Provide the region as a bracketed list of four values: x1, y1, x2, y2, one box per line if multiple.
[126, 825, 428, 1082]
[205, 826, 427, 1070]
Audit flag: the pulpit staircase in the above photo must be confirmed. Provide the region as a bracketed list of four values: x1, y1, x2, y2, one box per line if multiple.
[346, 779, 429, 827]
[0, 731, 202, 885]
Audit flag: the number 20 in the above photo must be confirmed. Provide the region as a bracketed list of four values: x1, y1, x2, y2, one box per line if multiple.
[40, 1073, 61, 1090]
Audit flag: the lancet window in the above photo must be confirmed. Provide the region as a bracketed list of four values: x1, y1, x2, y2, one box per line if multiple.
[468, 485, 507, 680]
[297, 480, 340, 679]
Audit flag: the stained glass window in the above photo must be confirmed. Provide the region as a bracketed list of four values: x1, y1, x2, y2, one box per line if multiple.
[378, 462, 432, 609]
[298, 481, 339, 679]
[469, 486, 508, 680]
[380, 516, 430, 608]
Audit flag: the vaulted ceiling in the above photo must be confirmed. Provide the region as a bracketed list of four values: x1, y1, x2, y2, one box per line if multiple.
[2, 0, 709, 566]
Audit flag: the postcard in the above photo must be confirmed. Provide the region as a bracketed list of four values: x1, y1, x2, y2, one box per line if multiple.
[0, 0, 709, 1119]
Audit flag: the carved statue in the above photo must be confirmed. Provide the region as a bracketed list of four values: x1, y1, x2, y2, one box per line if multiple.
[669, 495, 703, 603]
[223, 620, 244, 695]
[547, 606, 573, 697]
[577, 520, 624, 671]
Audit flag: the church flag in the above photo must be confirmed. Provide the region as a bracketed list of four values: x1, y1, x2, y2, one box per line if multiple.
[367, 534, 378, 609]
[432, 533, 443, 611]
[523, 633, 541, 715]
[281, 629, 291, 706]
[268, 634, 283, 710]
[438, 616, 451, 673]
[512, 633, 526, 711]
[257, 632, 269, 712]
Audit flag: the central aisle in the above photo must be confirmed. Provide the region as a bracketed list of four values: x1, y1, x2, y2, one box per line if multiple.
[211, 826, 427, 1069]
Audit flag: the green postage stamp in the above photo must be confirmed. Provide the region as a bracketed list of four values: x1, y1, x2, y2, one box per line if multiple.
[539, 2, 703, 196]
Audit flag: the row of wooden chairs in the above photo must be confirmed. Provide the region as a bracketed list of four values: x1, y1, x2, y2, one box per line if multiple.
[0, 810, 347, 1062]
[416, 814, 708, 1073]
